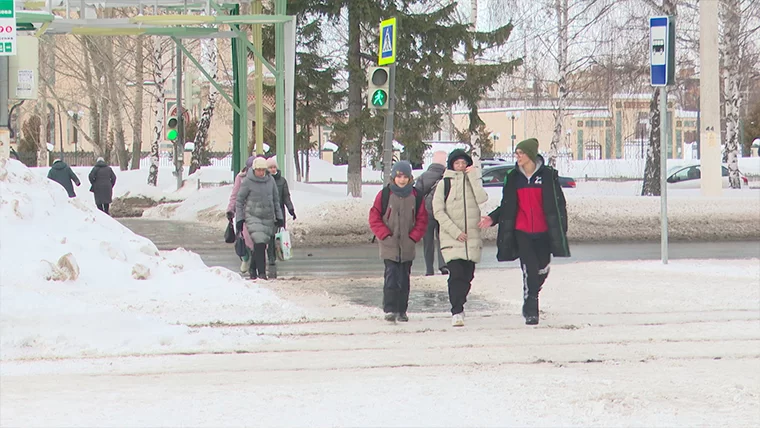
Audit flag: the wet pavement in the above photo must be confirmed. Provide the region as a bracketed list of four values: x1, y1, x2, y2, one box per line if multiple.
[118, 218, 759, 313]
[119, 218, 760, 277]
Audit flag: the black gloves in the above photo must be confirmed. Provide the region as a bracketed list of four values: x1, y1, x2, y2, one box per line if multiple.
[275, 219, 284, 228]
[226, 211, 234, 221]
[289, 211, 297, 221]
[236, 220, 245, 234]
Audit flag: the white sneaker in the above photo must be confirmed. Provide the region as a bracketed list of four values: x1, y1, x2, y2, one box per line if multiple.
[240, 259, 250, 274]
[452, 313, 465, 327]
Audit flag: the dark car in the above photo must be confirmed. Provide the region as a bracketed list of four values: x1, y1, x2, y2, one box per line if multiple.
[481, 165, 576, 188]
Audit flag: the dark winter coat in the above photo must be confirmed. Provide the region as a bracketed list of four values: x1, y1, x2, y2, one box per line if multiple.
[488, 156, 570, 261]
[235, 169, 283, 244]
[272, 170, 295, 227]
[88, 160, 117, 204]
[47, 160, 81, 197]
[413, 163, 446, 216]
[369, 186, 428, 262]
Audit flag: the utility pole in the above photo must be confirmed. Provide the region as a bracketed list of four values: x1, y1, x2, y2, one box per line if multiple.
[699, 0, 722, 196]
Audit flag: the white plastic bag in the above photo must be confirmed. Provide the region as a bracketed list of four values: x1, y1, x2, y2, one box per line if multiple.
[275, 228, 292, 261]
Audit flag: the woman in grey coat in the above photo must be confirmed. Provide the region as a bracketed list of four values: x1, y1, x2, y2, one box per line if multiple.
[235, 157, 284, 280]
[88, 157, 117, 215]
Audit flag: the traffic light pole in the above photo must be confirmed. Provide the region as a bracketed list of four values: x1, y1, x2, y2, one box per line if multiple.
[175, 38, 184, 191]
[382, 64, 396, 181]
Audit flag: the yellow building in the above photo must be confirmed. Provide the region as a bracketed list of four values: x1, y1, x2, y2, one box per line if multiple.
[452, 94, 698, 160]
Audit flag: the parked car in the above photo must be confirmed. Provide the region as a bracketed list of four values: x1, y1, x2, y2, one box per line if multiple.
[666, 164, 749, 189]
[481, 165, 577, 188]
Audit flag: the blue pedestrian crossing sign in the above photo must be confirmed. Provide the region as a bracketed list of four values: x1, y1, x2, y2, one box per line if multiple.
[378, 17, 397, 66]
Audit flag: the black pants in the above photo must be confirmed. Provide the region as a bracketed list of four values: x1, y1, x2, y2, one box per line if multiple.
[267, 235, 277, 264]
[383, 260, 412, 314]
[251, 243, 267, 278]
[96, 203, 110, 215]
[423, 217, 446, 274]
[447, 259, 476, 315]
[516, 231, 551, 315]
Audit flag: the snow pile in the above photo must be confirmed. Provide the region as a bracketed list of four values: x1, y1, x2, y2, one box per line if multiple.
[0, 159, 305, 360]
[303, 157, 383, 183]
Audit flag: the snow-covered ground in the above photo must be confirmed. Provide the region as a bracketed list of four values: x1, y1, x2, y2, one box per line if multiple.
[1, 258, 758, 426]
[0, 159, 305, 360]
[3, 158, 760, 427]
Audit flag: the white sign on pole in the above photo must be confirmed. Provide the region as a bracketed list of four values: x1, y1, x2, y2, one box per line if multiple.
[15, 69, 33, 97]
[0, 0, 16, 56]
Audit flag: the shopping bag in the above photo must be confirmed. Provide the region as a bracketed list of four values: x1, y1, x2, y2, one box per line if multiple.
[275, 228, 292, 261]
[224, 220, 236, 243]
[235, 231, 248, 258]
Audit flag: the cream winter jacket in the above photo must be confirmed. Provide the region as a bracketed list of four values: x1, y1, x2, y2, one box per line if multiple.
[432, 167, 489, 263]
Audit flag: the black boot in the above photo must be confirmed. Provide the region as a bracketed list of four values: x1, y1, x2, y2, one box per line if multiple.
[254, 243, 268, 280]
[523, 296, 539, 325]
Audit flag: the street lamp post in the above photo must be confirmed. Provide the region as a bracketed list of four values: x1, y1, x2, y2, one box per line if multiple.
[67, 110, 84, 165]
[510, 112, 520, 160]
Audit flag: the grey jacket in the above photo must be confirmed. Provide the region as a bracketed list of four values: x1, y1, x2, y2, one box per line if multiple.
[235, 170, 283, 244]
[272, 170, 295, 227]
[48, 160, 81, 198]
[88, 160, 116, 204]
[413, 163, 446, 216]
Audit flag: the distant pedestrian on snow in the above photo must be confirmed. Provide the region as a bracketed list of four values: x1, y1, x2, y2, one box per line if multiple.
[266, 157, 296, 266]
[369, 160, 428, 323]
[235, 156, 283, 280]
[88, 157, 116, 215]
[478, 138, 570, 325]
[227, 156, 255, 275]
[432, 149, 489, 327]
[47, 158, 81, 198]
[414, 150, 448, 276]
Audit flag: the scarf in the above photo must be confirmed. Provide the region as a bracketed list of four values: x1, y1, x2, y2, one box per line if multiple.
[389, 182, 413, 198]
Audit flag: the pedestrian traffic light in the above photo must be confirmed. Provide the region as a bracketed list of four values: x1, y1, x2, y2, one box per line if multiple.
[367, 66, 390, 110]
[166, 116, 178, 141]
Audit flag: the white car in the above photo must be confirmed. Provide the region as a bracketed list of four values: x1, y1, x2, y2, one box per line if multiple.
[666, 164, 749, 189]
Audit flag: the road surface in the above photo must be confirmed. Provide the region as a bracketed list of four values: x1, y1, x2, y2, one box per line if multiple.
[118, 218, 760, 277]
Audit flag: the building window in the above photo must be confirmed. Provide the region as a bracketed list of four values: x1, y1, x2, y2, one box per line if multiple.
[577, 120, 583, 127]
[585, 120, 605, 127]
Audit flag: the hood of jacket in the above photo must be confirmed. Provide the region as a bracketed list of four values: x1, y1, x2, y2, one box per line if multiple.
[94, 160, 108, 168]
[52, 160, 68, 170]
[517, 154, 545, 178]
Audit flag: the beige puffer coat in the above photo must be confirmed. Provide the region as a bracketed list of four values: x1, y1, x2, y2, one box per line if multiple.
[432, 167, 489, 263]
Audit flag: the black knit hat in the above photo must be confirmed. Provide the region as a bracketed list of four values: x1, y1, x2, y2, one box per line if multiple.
[447, 149, 473, 170]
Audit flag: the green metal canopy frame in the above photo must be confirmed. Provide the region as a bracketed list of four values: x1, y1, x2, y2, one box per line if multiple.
[11, 0, 293, 176]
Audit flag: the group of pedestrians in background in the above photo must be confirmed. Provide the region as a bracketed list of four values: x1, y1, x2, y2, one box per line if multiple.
[226, 155, 296, 281]
[47, 157, 116, 215]
[369, 138, 570, 327]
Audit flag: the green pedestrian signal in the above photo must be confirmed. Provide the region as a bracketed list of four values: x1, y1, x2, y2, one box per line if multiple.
[367, 66, 390, 110]
[372, 89, 388, 107]
[166, 117, 178, 141]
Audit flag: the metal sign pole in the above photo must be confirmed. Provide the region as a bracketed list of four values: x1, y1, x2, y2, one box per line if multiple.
[382, 63, 396, 181]
[659, 86, 668, 264]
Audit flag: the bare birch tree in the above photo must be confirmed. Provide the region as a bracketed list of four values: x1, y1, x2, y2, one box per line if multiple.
[640, 0, 677, 196]
[720, 0, 759, 188]
[148, 36, 169, 186]
[189, 36, 219, 175]
[105, 35, 129, 170]
[131, 36, 144, 170]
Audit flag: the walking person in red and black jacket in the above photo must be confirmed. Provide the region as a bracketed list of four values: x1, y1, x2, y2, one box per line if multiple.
[369, 161, 428, 323]
[478, 138, 570, 325]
